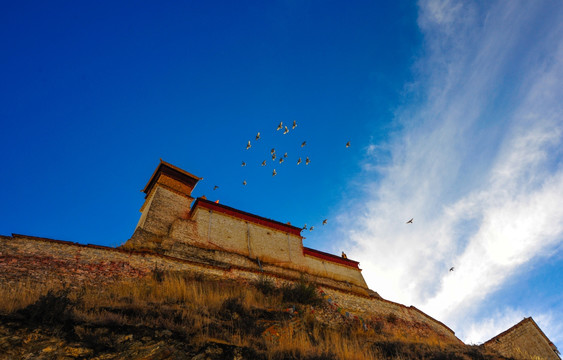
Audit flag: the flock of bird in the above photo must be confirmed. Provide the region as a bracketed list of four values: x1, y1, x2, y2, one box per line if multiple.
[210, 121, 455, 271]
[209, 120, 350, 233]
[243, 120, 316, 179]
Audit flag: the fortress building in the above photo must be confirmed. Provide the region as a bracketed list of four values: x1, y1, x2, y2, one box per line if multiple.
[1, 160, 559, 358]
[124, 160, 369, 294]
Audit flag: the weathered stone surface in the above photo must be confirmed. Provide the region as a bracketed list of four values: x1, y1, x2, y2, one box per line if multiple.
[483, 317, 560, 360]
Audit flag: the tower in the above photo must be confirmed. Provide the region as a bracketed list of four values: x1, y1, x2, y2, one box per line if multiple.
[127, 160, 201, 250]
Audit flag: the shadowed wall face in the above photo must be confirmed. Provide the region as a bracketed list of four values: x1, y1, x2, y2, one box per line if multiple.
[483, 318, 560, 360]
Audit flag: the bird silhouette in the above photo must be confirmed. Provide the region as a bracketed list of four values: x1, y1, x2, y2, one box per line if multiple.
[301, 141, 306, 147]
[305, 157, 310, 165]
[449, 267, 455, 272]
[246, 141, 251, 150]
[283, 152, 288, 158]
[271, 148, 275, 154]
[243, 180, 247, 186]
[322, 219, 327, 225]
[272, 169, 277, 176]
[279, 158, 284, 164]
[341, 252, 347, 259]
[241, 161, 246, 167]
[283, 126, 289, 134]
[302, 224, 307, 230]
[272, 153, 276, 160]
[256, 132, 261, 140]
[406, 218, 414, 224]
[297, 157, 302, 165]
[261, 160, 266, 166]
[213, 185, 219, 190]
[346, 141, 350, 148]
[309, 226, 314, 231]
[277, 122, 283, 131]
[292, 120, 297, 129]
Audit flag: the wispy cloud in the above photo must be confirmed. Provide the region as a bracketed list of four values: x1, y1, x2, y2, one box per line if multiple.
[338, 0, 563, 344]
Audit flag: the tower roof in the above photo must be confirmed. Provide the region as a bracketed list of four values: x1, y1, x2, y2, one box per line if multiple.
[142, 160, 202, 196]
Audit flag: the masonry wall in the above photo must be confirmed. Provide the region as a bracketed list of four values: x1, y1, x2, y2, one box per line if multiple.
[302, 255, 367, 288]
[320, 287, 462, 345]
[135, 182, 193, 241]
[190, 207, 304, 265]
[1, 234, 368, 295]
[0, 234, 462, 345]
[484, 318, 560, 360]
[169, 206, 368, 288]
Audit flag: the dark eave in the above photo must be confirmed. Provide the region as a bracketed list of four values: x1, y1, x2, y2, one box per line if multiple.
[142, 159, 202, 196]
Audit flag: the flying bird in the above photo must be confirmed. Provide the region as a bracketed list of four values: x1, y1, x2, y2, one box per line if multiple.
[277, 122, 283, 131]
[292, 120, 297, 129]
[305, 157, 310, 165]
[283, 152, 288, 158]
[303, 224, 307, 230]
[246, 141, 251, 150]
[346, 141, 350, 148]
[256, 132, 261, 140]
[272, 169, 277, 176]
[241, 161, 246, 167]
[309, 226, 314, 231]
[243, 180, 247, 186]
[283, 126, 289, 134]
[297, 157, 302, 165]
[406, 218, 414, 224]
[322, 219, 327, 225]
[279, 158, 284, 164]
[449, 267, 455, 272]
[301, 141, 306, 147]
[261, 160, 266, 166]
[272, 153, 276, 160]
[213, 186, 219, 190]
[271, 148, 275, 154]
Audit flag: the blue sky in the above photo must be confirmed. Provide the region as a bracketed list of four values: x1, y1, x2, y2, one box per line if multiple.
[1, 0, 561, 347]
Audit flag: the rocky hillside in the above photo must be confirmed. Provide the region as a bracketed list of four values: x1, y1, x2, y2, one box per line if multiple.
[0, 271, 512, 360]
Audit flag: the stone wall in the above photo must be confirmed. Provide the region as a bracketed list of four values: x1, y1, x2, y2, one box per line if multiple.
[0, 233, 463, 344]
[186, 204, 368, 288]
[1, 233, 367, 295]
[127, 181, 368, 289]
[320, 287, 462, 344]
[136, 181, 194, 240]
[483, 317, 560, 360]
[126, 161, 369, 291]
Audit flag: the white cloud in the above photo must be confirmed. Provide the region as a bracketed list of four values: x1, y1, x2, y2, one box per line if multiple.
[535, 312, 563, 348]
[463, 308, 563, 346]
[339, 0, 563, 346]
[463, 307, 526, 345]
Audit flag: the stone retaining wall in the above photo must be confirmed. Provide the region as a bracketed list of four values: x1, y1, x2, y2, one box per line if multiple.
[0, 233, 462, 345]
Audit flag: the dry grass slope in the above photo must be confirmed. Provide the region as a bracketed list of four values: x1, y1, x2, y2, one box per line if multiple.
[0, 271, 513, 360]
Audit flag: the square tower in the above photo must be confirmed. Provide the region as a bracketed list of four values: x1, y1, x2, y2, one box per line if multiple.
[134, 160, 202, 239]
